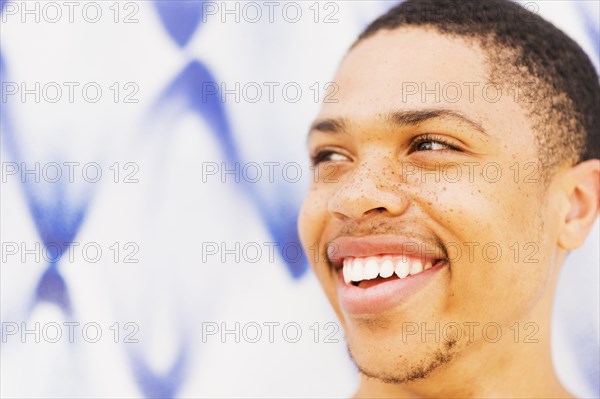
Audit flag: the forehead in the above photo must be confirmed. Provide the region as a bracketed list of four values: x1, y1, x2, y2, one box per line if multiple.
[320, 27, 533, 142]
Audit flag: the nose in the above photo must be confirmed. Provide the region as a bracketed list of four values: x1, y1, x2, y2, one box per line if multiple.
[327, 162, 409, 221]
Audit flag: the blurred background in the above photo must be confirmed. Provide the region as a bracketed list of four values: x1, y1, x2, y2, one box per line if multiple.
[0, 1, 598, 397]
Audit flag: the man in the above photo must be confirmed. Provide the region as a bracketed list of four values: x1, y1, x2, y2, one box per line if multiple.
[298, 0, 600, 397]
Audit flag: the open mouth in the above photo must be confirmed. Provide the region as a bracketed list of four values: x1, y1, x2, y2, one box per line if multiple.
[335, 255, 448, 315]
[341, 255, 446, 288]
[327, 234, 449, 314]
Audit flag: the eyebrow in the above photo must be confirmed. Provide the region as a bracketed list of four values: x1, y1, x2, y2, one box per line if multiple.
[309, 109, 488, 137]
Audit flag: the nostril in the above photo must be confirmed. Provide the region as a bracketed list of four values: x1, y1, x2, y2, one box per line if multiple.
[328, 184, 409, 220]
[365, 207, 387, 216]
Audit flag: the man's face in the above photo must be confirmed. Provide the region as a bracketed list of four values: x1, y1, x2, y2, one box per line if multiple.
[298, 28, 565, 383]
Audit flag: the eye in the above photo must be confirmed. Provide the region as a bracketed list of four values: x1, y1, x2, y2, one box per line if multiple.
[416, 141, 450, 151]
[410, 134, 461, 153]
[310, 150, 349, 166]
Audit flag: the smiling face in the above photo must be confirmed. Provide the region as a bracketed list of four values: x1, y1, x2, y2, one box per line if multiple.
[298, 28, 571, 389]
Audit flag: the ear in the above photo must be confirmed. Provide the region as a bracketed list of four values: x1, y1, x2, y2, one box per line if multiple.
[558, 159, 600, 250]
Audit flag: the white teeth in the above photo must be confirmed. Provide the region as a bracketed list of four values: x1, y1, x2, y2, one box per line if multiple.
[342, 256, 435, 285]
[351, 258, 365, 282]
[410, 261, 423, 275]
[364, 257, 380, 280]
[395, 257, 410, 278]
[379, 258, 395, 278]
[343, 259, 352, 284]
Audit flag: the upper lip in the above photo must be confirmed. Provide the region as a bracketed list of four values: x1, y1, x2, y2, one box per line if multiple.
[327, 234, 447, 270]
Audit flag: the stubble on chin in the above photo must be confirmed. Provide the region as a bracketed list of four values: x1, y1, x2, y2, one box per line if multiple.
[347, 338, 459, 385]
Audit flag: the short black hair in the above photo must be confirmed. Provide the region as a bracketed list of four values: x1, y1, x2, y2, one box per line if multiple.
[355, 0, 600, 170]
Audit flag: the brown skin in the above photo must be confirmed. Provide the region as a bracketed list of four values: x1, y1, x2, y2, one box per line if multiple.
[298, 28, 600, 398]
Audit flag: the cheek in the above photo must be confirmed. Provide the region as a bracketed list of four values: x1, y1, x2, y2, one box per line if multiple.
[298, 189, 332, 272]
[410, 170, 551, 318]
[298, 189, 347, 321]
[411, 165, 543, 241]
[299, 187, 346, 261]
[298, 192, 322, 252]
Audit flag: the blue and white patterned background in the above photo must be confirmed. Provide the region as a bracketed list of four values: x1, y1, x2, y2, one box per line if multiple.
[0, 1, 598, 397]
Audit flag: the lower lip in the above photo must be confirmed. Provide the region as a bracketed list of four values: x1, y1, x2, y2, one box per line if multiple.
[337, 261, 448, 315]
